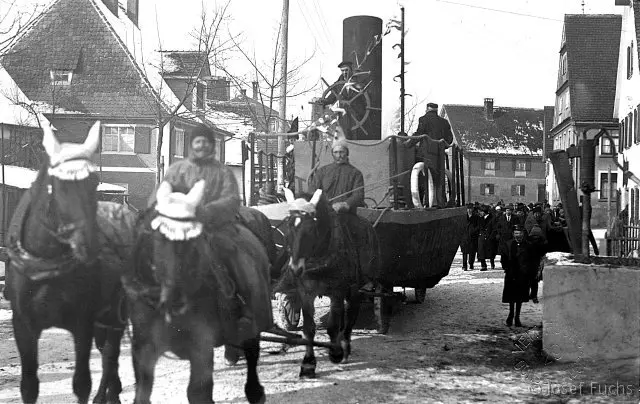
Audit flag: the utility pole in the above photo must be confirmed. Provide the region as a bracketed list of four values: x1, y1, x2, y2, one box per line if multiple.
[277, 0, 289, 191]
[400, 6, 405, 135]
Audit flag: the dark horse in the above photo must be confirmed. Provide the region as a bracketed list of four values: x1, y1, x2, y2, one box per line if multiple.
[4, 121, 133, 404]
[278, 188, 380, 378]
[126, 180, 269, 404]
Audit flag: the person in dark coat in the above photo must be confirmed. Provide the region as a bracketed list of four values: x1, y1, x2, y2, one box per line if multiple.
[477, 205, 497, 271]
[319, 61, 365, 139]
[500, 225, 534, 327]
[495, 204, 520, 270]
[403, 103, 453, 208]
[461, 203, 480, 271]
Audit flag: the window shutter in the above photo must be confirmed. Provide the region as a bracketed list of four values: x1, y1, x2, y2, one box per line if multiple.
[134, 126, 151, 154]
[521, 185, 525, 196]
[480, 157, 485, 169]
[512, 159, 517, 171]
[525, 160, 532, 171]
[480, 183, 485, 195]
[621, 120, 626, 149]
[495, 158, 500, 170]
[511, 185, 516, 196]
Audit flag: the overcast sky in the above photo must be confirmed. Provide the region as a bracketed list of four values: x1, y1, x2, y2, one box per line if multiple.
[9, 0, 624, 130]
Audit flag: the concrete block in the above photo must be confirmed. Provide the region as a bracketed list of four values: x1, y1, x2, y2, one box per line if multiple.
[543, 264, 639, 380]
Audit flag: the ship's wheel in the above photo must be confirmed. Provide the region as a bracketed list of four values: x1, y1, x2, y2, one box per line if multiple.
[321, 80, 372, 138]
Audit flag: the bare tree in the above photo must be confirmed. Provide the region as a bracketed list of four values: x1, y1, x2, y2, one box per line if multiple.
[134, 0, 233, 183]
[216, 23, 319, 138]
[0, 0, 43, 58]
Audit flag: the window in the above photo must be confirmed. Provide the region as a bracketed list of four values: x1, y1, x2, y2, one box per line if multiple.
[512, 184, 526, 197]
[196, 84, 205, 110]
[50, 69, 73, 85]
[481, 183, 495, 195]
[635, 109, 639, 144]
[268, 117, 278, 133]
[565, 92, 570, 110]
[174, 128, 185, 157]
[560, 53, 567, 76]
[483, 158, 497, 170]
[102, 126, 134, 153]
[600, 136, 619, 155]
[600, 172, 618, 200]
[515, 159, 527, 170]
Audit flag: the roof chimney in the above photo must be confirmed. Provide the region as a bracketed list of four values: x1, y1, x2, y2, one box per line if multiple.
[252, 81, 259, 100]
[126, 0, 139, 26]
[240, 88, 247, 97]
[101, 0, 118, 16]
[484, 98, 494, 121]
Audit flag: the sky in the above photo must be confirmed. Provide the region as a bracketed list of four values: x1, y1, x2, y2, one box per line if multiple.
[6, 0, 624, 131]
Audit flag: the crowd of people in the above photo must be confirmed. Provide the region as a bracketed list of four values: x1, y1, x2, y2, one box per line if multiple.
[461, 200, 568, 327]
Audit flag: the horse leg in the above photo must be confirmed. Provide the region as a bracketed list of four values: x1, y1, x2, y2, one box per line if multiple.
[72, 323, 94, 404]
[242, 338, 265, 404]
[327, 295, 345, 364]
[13, 316, 41, 404]
[92, 326, 124, 404]
[224, 344, 241, 366]
[341, 291, 361, 363]
[299, 295, 317, 379]
[186, 344, 214, 404]
[132, 319, 161, 404]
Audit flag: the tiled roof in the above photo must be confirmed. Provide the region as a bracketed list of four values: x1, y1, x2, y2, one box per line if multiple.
[1, 0, 162, 118]
[442, 104, 544, 156]
[160, 51, 212, 78]
[564, 14, 622, 122]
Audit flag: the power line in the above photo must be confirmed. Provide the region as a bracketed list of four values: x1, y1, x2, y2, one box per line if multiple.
[295, 0, 328, 56]
[436, 0, 563, 22]
[310, 0, 335, 47]
[297, 0, 332, 55]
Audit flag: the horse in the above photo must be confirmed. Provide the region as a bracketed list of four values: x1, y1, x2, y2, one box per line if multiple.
[126, 180, 270, 404]
[4, 121, 134, 404]
[277, 188, 380, 378]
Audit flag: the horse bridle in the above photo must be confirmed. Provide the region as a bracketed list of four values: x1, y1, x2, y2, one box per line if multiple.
[284, 210, 331, 257]
[39, 158, 97, 244]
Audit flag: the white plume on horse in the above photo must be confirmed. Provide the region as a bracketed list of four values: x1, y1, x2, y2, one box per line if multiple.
[283, 188, 323, 215]
[42, 120, 101, 167]
[152, 180, 206, 241]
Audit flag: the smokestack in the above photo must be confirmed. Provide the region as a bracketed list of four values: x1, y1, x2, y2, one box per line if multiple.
[484, 98, 494, 121]
[252, 81, 259, 100]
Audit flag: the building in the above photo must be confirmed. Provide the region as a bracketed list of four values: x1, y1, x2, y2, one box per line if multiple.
[0, 0, 228, 209]
[614, 0, 640, 224]
[547, 14, 622, 227]
[442, 99, 546, 204]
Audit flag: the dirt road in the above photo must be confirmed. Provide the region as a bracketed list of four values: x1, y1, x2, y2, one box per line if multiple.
[0, 255, 637, 403]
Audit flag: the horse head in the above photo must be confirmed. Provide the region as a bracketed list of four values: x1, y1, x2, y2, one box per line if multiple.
[29, 121, 101, 262]
[150, 180, 207, 316]
[283, 187, 331, 274]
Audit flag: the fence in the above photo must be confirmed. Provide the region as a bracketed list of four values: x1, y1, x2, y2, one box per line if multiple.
[607, 224, 640, 257]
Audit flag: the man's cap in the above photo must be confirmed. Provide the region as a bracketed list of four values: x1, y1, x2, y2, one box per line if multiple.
[532, 205, 542, 214]
[332, 138, 348, 151]
[495, 205, 502, 211]
[190, 124, 215, 144]
[426, 102, 438, 109]
[338, 61, 353, 68]
[506, 203, 514, 210]
[466, 203, 475, 209]
[512, 224, 525, 232]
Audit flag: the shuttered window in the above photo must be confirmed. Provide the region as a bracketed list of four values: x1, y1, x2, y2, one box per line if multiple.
[102, 125, 134, 153]
[133, 126, 151, 154]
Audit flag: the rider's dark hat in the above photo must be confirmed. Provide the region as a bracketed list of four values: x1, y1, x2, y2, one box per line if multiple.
[190, 124, 215, 145]
[427, 102, 439, 109]
[338, 61, 353, 68]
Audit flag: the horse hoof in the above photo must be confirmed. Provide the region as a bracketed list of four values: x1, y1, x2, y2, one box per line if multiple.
[299, 366, 316, 379]
[340, 340, 350, 363]
[328, 347, 344, 364]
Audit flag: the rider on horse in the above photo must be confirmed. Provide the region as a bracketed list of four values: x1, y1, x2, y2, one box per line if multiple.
[149, 124, 260, 341]
[308, 135, 377, 292]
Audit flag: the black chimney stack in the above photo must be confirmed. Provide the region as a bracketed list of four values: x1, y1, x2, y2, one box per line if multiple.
[484, 98, 494, 121]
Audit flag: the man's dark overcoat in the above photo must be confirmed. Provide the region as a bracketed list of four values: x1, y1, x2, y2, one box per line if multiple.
[477, 213, 497, 260]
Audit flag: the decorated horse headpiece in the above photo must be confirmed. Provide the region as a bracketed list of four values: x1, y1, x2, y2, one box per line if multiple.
[151, 180, 206, 241]
[42, 120, 100, 181]
[283, 188, 323, 222]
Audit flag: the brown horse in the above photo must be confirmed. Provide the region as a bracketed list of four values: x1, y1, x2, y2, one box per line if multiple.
[126, 181, 269, 404]
[4, 121, 133, 404]
[277, 188, 380, 378]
